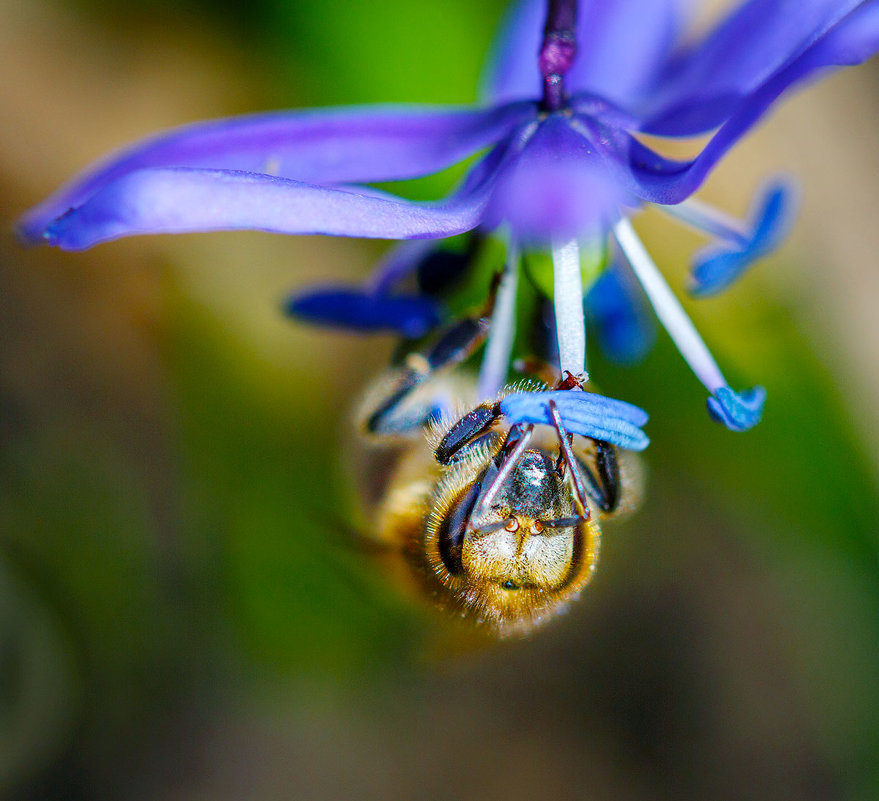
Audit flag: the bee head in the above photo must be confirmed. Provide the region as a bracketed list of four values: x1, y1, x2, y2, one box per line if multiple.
[426, 446, 601, 633]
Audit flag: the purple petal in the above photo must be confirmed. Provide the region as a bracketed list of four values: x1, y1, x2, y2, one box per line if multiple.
[285, 287, 441, 338]
[565, 0, 684, 108]
[706, 386, 766, 432]
[500, 390, 650, 451]
[19, 102, 533, 245]
[689, 180, 797, 297]
[585, 264, 656, 364]
[485, 115, 625, 241]
[642, 0, 878, 136]
[481, 0, 685, 107]
[818, 0, 879, 64]
[619, 15, 879, 207]
[480, 0, 544, 104]
[38, 167, 498, 251]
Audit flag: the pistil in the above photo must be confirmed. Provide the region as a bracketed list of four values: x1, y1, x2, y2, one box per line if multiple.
[539, 0, 578, 112]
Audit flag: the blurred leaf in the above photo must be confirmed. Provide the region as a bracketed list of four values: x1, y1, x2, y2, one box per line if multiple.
[164, 292, 420, 680]
[591, 276, 879, 796]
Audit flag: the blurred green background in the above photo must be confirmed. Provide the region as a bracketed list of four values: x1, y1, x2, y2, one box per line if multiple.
[2, 1, 879, 799]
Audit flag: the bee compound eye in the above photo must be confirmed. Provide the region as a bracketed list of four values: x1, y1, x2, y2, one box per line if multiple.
[437, 480, 481, 577]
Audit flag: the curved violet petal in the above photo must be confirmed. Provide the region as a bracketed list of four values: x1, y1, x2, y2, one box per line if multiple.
[481, 0, 685, 107]
[565, 0, 684, 108]
[706, 386, 766, 431]
[689, 180, 797, 297]
[500, 390, 649, 451]
[285, 287, 441, 338]
[19, 101, 534, 245]
[585, 264, 656, 364]
[479, 0, 544, 104]
[39, 167, 497, 251]
[616, 13, 879, 208]
[816, 0, 879, 64]
[641, 0, 878, 136]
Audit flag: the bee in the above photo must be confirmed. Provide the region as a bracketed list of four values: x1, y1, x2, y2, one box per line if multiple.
[352, 314, 638, 637]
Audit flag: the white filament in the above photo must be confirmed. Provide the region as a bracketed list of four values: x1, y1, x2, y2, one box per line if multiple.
[477, 246, 520, 401]
[613, 218, 726, 393]
[661, 198, 749, 246]
[552, 237, 586, 378]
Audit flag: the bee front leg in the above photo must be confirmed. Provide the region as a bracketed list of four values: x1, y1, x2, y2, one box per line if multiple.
[434, 402, 502, 464]
[541, 387, 622, 515]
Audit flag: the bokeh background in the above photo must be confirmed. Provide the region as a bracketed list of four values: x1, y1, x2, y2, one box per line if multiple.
[2, 1, 879, 799]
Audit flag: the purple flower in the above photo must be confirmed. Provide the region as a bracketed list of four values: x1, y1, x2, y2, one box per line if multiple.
[18, 0, 879, 431]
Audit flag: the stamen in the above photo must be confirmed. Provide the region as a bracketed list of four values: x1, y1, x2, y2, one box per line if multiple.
[612, 218, 726, 394]
[584, 262, 656, 365]
[477, 245, 519, 400]
[660, 198, 750, 247]
[552, 237, 586, 379]
[707, 386, 766, 431]
[500, 389, 649, 451]
[659, 181, 796, 297]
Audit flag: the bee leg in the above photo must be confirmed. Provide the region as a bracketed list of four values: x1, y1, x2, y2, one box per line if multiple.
[365, 315, 491, 436]
[594, 441, 620, 512]
[472, 424, 535, 519]
[547, 399, 592, 521]
[434, 401, 502, 464]
[575, 441, 621, 514]
[364, 369, 429, 436]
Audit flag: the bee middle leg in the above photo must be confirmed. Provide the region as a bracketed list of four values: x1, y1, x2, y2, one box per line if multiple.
[576, 441, 621, 514]
[364, 315, 491, 438]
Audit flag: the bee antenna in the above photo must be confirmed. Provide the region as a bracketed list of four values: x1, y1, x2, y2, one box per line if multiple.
[547, 399, 592, 520]
[473, 519, 509, 535]
[542, 515, 588, 529]
[471, 424, 534, 522]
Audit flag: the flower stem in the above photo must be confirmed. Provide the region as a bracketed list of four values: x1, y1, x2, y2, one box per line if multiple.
[540, 0, 578, 112]
[552, 237, 586, 379]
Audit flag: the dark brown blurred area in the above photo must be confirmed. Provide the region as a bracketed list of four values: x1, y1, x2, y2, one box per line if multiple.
[134, 498, 839, 801]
